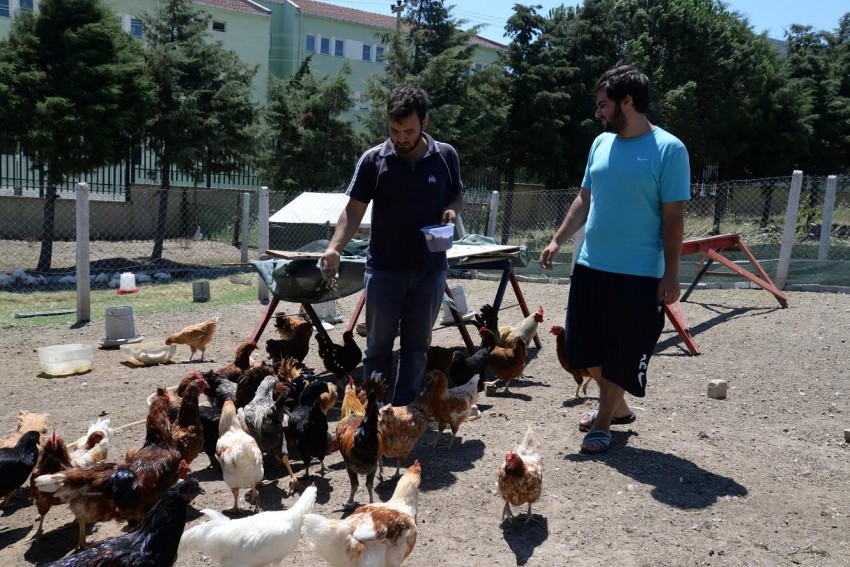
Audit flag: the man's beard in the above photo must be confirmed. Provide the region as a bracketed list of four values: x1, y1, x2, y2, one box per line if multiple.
[394, 133, 421, 154]
[603, 104, 626, 134]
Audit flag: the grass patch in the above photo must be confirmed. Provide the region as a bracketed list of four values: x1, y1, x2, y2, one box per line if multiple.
[0, 273, 260, 329]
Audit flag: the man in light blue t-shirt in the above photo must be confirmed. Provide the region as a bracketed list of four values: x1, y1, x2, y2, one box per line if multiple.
[540, 64, 691, 454]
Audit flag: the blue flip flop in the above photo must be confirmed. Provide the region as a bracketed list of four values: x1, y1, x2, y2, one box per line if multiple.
[578, 409, 636, 432]
[580, 429, 612, 454]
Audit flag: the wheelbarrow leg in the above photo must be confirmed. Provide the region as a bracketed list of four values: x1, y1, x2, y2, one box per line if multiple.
[249, 296, 280, 345]
[301, 302, 334, 345]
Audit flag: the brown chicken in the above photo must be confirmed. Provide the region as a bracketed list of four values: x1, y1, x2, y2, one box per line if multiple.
[425, 345, 468, 373]
[169, 377, 208, 466]
[334, 374, 385, 505]
[234, 362, 277, 408]
[315, 329, 362, 378]
[123, 392, 186, 524]
[266, 318, 313, 365]
[378, 382, 432, 478]
[30, 431, 72, 538]
[0, 410, 49, 449]
[423, 369, 480, 448]
[274, 312, 307, 339]
[216, 340, 259, 383]
[163, 370, 206, 407]
[68, 416, 112, 469]
[498, 425, 543, 524]
[498, 305, 544, 349]
[550, 325, 595, 399]
[339, 376, 366, 421]
[480, 327, 528, 394]
[165, 316, 220, 361]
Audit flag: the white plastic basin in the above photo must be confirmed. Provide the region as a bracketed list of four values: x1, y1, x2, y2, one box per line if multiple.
[120, 342, 177, 366]
[421, 222, 454, 252]
[37, 344, 92, 376]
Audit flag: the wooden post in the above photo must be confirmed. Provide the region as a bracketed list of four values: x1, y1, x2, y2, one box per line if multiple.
[776, 170, 804, 289]
[75, 182, 91, 324]
[486, 190, 499, 238]
[818, 175, 837, 262]
[240, 192, 250, 263]
[257, 186, 270, 303]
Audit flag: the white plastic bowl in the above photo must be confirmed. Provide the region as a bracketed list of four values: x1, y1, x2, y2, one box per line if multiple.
[37, 344, 92, 376]
[421, 222, 454, 252]
[120, 342, 177, 366]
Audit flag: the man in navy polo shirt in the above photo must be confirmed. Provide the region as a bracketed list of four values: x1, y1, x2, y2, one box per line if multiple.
[320, 86, 464, 405]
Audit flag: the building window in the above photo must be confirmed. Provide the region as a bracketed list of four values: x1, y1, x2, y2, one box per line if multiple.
[362, 44, 371, 61]
[19, 0, 34, 10]
[130, 17, 143, 39]
[375, 46, 384, 63]
[320, 37, 330, 55]
[212, 21, 225, 32]
[0, 0, 9, 17]
[306, 34, 316, 52]
[334, 39, 344, 57]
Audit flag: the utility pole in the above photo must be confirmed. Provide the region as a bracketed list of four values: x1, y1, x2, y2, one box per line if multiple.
[391, 0, 405, 33]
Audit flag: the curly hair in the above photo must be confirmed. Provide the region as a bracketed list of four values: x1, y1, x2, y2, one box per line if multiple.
[594, 64, 650, 113]
[387, 85, 429, 123]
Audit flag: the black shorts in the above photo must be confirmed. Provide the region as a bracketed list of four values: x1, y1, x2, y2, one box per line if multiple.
[565, 263, 665, 397]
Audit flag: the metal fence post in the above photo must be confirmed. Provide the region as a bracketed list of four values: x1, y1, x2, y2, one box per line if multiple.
[76, 182, 91, 323]
[776, 170, 804, 289]
[818, 175, 837, 262]
[486, 190, 499, 238]
[257, 186, 270, 303]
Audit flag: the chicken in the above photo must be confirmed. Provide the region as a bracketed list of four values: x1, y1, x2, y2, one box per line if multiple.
[339, 375, 366, 421]
[298, 379, 339, 415]
[68, 416, 113, 468]
[447, 346, 489, 389]
[425, 344, 467, 373]
[273, 356, 309, 408]
[498, 425, 543, 524]
[423, 369, 480, 448]
[0, 430, 40, 506]
[288, 393, 332, 479]
[274, 312, 307, 339]
[123, 392, 185, 525]
[165, 316, 220, 361]
[550, 325, 595, 399]
[301, 460, 421, 567]
[33, 463, 143, 549]
[0, 410, 49, 449]
[234, 362, 276, 408]
[480, 328, 528, 394]
[30, 431, 72, 537]
[178, 484, 316, 567]
[316, 329, 363, 378]
[240, 375, 298, 491]
[498, 305, 543, 349]
[44, 478, 203, 567]
[217, 398, 264, 512]
[202, 369, 237, 410]
[163, 370, 206, 407]
[378, 383, 432, 479]
[266, 317, 313, 364]
[196, 405, 223, 470]
[169, 376, 208, 465]
[472, 303, 499, 340]
[216, 340, 258, 383]
[334, 376, 384, 505]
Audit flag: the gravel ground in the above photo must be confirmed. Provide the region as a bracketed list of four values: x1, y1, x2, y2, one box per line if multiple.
[0, 279, 848, 566]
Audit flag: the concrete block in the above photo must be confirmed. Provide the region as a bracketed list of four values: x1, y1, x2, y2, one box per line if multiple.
[707, 379, 727, 399]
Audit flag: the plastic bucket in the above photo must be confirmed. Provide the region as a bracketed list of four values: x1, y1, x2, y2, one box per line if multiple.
[421, 223, 454, 252]
[105, 306, 137, 340]
[192, 280, 210, 302]
[312, 300, 341, 323]
[117, 272, 138, 294]
[441, 284, 470, 324]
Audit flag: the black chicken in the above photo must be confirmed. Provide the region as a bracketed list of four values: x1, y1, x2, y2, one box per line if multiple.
[0, 430, 40, 506]
[472, 303, 500, 339]
[201, 370, 236, 410]
[288, 397, 330, 479]
[315, 329, 362, 378]
[447, 346, 490, 390]
[167, 404, 222, 471]
[43, 478, 203, 567]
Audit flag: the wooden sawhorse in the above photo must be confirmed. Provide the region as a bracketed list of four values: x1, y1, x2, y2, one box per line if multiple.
[666, 233, 789, 355]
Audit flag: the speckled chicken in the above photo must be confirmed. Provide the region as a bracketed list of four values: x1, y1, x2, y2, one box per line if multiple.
[423, 369, 479, 448]
[498, 425, 542, 523]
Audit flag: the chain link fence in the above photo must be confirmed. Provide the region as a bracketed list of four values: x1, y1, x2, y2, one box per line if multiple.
[0, 173, 847, 293]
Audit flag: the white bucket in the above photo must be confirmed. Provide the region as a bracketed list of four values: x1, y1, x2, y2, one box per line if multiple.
[441, 284, 470, 324]
[118, 272, 138, 294]
[312, 300, 341, 323]
[105, 305, 137, 340]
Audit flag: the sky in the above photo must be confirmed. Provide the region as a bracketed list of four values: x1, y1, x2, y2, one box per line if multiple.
[316, 0, 848, 45]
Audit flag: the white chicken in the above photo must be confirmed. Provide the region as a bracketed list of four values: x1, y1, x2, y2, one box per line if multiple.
[301, 460, 421, 567]
[68, 416, 113, 468]
[497, 425, 543, 523]
[178, 485, 317, 567]
[216, 398, 264, 512]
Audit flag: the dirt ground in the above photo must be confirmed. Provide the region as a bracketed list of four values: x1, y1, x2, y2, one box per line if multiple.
[0, 279, 848, 566]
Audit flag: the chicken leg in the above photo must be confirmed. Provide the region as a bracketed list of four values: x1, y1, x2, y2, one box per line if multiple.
[230, 487, 241, 512]
[278, 454, 299, 491]
[346, 469, 359, 503]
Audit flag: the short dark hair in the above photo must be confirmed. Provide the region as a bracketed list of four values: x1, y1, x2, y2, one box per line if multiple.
[387, 85, 428, 123]
[594, 64, 650, 113]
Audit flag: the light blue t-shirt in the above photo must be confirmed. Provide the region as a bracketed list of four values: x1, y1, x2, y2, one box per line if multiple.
[578, 126, 691, 278]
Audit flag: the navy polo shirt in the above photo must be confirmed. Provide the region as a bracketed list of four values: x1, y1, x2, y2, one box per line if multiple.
[346, 132, 463, 270]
